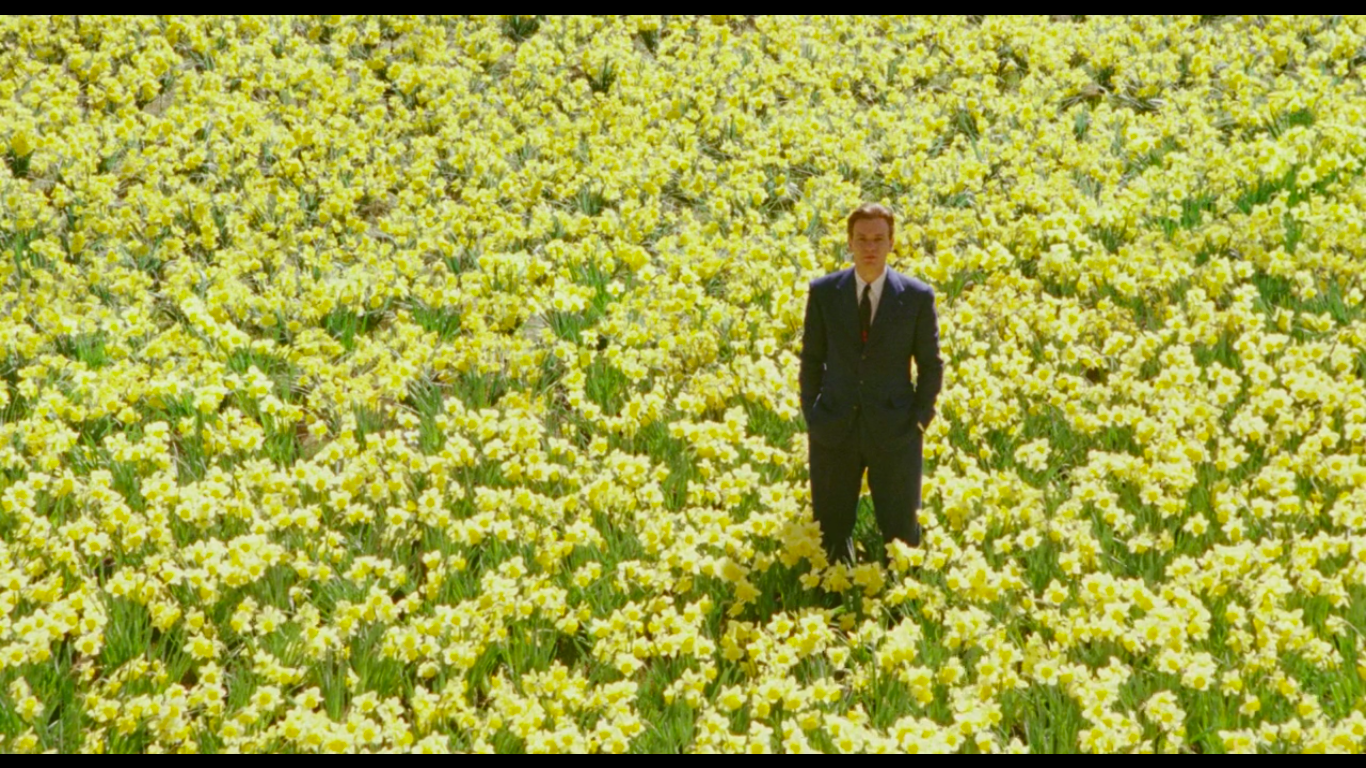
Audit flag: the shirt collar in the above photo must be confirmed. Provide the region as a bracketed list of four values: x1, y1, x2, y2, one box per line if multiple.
[854, 267, 888, 294]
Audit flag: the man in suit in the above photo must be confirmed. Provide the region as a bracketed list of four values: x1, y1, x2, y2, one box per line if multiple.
[799, 202, 943, 566]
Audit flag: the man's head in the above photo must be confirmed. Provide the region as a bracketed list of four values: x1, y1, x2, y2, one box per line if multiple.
[847, 202, 894, 281]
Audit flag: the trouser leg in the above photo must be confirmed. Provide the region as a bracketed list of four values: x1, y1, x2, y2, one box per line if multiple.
[808, 431, 863, 565]
[865, 433, 923, 550]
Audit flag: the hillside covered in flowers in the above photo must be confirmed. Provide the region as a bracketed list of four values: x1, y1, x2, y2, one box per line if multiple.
[2, 15, 1366, 753]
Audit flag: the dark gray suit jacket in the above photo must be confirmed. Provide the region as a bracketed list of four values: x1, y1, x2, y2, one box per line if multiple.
[799, 267, 943, 449]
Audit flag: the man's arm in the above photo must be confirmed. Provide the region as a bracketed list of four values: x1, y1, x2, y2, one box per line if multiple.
[799, 282, 826, 421]
[914, 287, 943, 430]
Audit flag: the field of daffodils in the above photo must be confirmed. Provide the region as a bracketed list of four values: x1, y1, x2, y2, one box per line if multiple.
[2, 15, 1366, 752]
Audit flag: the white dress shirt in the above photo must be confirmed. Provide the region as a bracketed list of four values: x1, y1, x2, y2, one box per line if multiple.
[854, 266, 887, 324]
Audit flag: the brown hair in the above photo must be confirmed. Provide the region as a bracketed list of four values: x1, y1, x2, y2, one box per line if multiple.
[846, 202, 895, 240]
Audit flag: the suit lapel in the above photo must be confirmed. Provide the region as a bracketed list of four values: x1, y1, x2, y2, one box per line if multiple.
[867, 269, 906, 347]
[836, 267, 860, 349]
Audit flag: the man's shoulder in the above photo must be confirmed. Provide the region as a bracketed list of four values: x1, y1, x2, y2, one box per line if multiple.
[892, 270, 935, 298]
[809, 267, 851, 291]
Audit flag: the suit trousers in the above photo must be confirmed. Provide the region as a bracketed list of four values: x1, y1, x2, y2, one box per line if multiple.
[808, 409, 923, 565]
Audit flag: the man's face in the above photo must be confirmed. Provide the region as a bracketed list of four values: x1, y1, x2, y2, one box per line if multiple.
[849, 217, 891, 277]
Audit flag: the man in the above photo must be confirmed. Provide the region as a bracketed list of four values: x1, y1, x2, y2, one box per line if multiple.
[799, 202, 943, 566]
